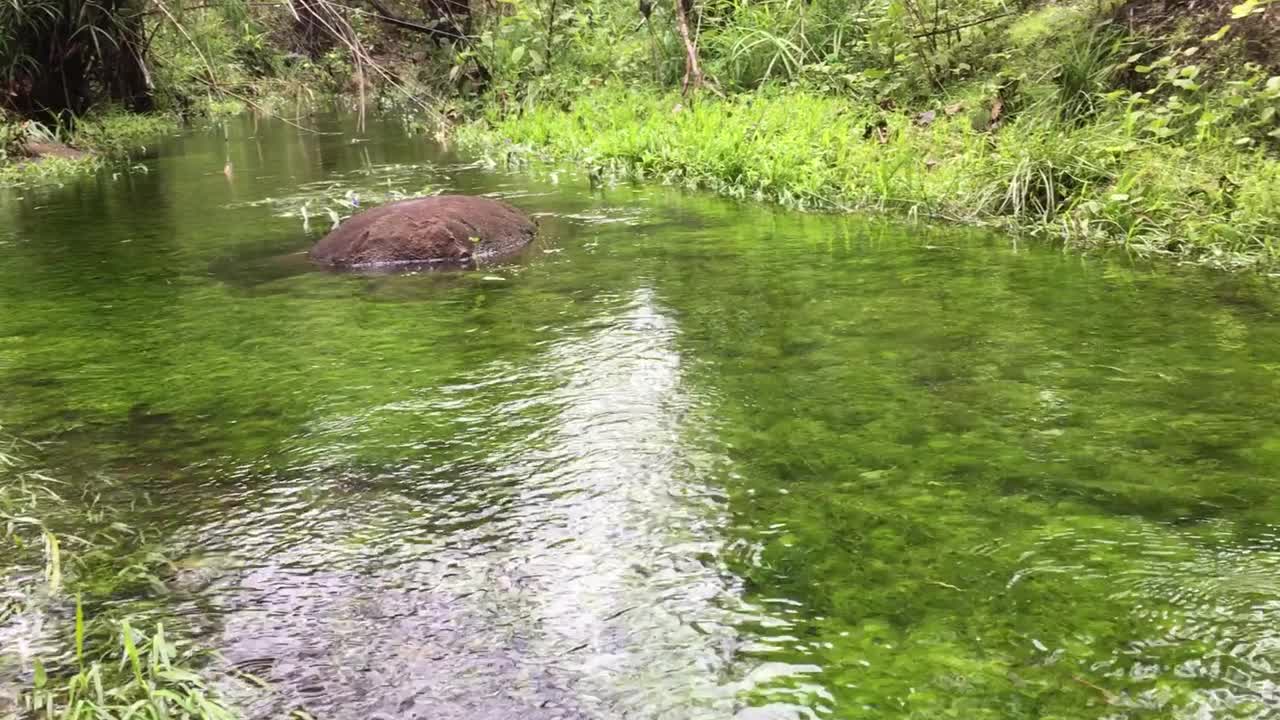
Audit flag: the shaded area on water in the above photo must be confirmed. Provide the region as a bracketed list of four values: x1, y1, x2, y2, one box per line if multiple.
[2, 113, 1280, 719]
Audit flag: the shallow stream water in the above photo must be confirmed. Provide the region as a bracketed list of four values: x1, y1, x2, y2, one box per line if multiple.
[3, 114, 1280, 719]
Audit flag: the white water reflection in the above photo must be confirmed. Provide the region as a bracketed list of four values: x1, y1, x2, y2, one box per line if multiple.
[182, 287, 816, 719]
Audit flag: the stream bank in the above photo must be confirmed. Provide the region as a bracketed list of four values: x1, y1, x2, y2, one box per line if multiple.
[462, 85, 1280, 272]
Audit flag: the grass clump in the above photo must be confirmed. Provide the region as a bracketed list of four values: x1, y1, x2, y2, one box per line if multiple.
[0, 155, 105, 189]
[1, 431, 242, 720]
[71, 113, 179, 157]
[0, 110, 178, 189]
[21, 614, 236, 720]
[461, 84, 1280, 269]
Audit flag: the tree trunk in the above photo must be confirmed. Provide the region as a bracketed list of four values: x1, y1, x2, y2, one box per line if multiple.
[673, 0, 703, 94]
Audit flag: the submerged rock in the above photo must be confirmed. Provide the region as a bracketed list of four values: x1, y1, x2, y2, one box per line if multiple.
[309, 195, 536, 268]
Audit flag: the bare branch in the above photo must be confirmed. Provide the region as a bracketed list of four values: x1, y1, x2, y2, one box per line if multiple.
[362, 0, 468, 41]
[910, 11, 1014, 38]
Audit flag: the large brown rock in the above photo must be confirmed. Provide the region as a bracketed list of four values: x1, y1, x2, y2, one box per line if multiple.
[309, 195, 536, 268]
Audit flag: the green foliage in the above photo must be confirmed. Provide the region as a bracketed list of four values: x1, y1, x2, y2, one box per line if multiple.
[72, 113, 179, 157]
[0, 110, 176, 187]
[146, 2, 334, 115]
[463, 0, 670, 108]
[464, 83, 1280, 268]
[1055, 26, 1125, 122]
[1006, 4, 1088, 48]
[0, 154, 104, 189]
[23, 618, 237, 720]
[1113, 51, 1280, 148]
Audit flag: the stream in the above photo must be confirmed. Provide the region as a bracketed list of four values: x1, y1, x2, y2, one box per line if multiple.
[3, 113, 1280, 719]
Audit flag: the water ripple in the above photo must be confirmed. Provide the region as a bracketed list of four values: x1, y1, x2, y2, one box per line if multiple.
[157, 288, 810, 719]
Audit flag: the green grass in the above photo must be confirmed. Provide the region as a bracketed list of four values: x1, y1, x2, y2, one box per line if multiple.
[0, 154, 105, 189]
[71, 113, 180, 157]
[460, 85, 1280, 270]
[0, 111, 179, 189]
[22, 615, 238, 720]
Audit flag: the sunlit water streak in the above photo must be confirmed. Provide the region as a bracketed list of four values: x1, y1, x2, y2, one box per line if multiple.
[165, 289, 815, 719]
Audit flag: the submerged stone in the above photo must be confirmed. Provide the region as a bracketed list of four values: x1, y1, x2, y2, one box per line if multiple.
[309, 195, 536, 268]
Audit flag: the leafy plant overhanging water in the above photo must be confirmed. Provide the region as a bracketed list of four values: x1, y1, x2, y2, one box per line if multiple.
[3, 114, 1280, 719]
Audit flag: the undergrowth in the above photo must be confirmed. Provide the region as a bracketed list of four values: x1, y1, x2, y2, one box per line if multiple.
[462, 85, 1280, 269]
[0, 156, 104, 190]
[71, 114, 180, 157]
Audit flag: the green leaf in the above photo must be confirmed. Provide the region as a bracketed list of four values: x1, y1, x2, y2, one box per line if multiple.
[120, 620, 146, 687]
[156, 669, 203, 684]
[1204, 24, 1232, 42]
[510, 45, 525, 64]
[1230, 0, 1260, 18]
[1135, 65, 1153, 74]
[75, 595, 85, 665]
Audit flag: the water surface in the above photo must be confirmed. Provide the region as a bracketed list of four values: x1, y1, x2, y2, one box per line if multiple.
[2, 114, 1280, 719]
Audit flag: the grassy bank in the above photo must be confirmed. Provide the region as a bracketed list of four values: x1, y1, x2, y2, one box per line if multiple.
[0, 113, 181, 189]
[462, 85, 1280, 269]
[0, 433, 241, 719]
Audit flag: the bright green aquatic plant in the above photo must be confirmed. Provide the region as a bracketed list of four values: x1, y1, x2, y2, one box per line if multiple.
[23, 610, 237, 720]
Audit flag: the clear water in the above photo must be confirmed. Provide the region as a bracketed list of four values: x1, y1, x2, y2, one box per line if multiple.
[3, 114, 1280, 719]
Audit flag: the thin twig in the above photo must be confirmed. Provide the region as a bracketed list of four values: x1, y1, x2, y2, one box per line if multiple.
[911, 11, 1014, 38]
